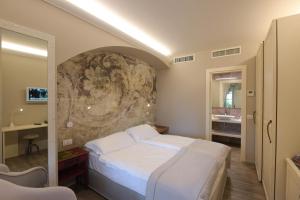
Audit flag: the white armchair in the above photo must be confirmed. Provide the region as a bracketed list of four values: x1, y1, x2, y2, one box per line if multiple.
[0, 179, 77, 200]
[0, 163, 47, 187]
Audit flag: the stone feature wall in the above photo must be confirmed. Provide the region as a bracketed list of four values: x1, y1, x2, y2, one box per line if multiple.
[57, 50, 156, 150]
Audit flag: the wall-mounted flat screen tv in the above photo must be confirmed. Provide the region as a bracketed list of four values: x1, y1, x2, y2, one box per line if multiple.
[26, 87, 48, 103]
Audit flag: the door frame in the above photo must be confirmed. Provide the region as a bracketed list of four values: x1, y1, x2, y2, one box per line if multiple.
[255, 43, 264, 181]
[0, 19, 57, 186]
[206, 65, 247, 161]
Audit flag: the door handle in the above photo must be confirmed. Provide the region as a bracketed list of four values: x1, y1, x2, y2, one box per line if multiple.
[253, 111, 256, 124]
[267, 120, 272, 143]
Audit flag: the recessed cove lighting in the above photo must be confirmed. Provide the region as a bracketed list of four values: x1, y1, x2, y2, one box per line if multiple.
[1, 41, 48, 57]
[65, 0, 171, 56]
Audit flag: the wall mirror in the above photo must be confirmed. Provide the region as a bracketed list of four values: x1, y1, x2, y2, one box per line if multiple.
[0, 20, 56, 185]
[222, 82, 241, 108]
[211, 72, 242, 109]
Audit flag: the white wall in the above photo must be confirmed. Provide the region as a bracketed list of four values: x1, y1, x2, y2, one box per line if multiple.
[211, 80, 220, 107]
[1, 52, 48, 126]
[156, 42, 258, 162]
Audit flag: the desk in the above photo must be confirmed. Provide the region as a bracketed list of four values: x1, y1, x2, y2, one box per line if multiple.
[1, 124, 48, 163]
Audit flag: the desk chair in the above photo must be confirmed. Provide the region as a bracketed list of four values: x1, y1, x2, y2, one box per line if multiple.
[23, 134, 40, 154]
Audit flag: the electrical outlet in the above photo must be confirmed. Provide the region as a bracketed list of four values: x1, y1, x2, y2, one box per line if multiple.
[63, 139, 73, 146]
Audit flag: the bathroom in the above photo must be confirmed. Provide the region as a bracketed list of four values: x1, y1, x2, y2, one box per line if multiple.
[210, 72, 242, 147]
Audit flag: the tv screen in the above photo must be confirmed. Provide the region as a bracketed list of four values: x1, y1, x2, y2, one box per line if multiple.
[26, 87, 48, 103]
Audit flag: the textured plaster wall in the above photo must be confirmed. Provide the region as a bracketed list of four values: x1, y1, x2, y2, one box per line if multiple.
[57, 50, 156, 150]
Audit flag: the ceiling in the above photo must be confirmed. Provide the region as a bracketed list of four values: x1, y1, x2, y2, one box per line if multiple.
[1, 29, 47, 49]
[1, 28, 48, 57]
[47, 0, 300, 57]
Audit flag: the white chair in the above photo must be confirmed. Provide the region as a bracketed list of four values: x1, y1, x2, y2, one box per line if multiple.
[23, 134, 40, 154]
[0, 163, 47, 187]
[0, 164, 77, 200]
[0, 179, 77, 200]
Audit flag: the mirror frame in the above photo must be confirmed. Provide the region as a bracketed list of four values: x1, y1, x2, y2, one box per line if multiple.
[0, 19, 57, 186]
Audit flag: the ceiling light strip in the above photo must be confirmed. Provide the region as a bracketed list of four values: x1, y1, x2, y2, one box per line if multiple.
[1, 41, 48, 57]
[66, 0, 171, 56]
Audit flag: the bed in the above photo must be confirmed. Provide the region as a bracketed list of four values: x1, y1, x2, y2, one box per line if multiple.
[85, 124, 231, 200]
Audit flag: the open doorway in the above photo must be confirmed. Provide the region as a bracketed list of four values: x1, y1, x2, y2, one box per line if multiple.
[206, 66, 247, 161]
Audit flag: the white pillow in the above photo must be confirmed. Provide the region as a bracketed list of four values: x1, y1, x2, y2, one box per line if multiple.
[126, 124, 159, 142]
[85, 131, 135, 155]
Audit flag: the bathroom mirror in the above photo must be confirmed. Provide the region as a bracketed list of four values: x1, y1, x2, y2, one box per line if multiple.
[0, 28, 48, 171]
[211, 72, 242, 109]
[223, 82, 241, 108]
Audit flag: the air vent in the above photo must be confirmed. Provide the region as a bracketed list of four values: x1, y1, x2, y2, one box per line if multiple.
[173, 54, 195, 64]
[211, 46, 241, 58]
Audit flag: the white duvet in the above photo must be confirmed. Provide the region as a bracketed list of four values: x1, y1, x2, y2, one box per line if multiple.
[90, 143, 177, 195]
[140, 134, 195, 150]
[88, 135, 228, 196]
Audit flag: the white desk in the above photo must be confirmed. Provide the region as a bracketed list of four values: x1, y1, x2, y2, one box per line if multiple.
[1, 124, 48, 163]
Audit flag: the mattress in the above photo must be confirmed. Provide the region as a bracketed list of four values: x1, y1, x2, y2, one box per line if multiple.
[89, 143, 178, 195]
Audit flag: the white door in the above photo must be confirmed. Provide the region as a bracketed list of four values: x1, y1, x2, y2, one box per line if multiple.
[262, 21, 277, 200]
[255, 44, 264, 181]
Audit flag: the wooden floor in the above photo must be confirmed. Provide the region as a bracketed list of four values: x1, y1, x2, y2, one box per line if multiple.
[223, 147, 265, 200]
[5, 150, 48, 171]
[76, 147, 265, 200]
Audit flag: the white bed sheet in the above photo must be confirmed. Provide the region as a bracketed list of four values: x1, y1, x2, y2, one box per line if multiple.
[140, 134, 195, 150]
[89, 143, 178, 195]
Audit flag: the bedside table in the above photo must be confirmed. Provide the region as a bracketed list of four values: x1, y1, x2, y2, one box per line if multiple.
[154, 124, 169, 134]
[58, 147, 88, 186]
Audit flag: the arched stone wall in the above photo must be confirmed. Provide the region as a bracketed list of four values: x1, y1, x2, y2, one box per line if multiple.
[57, 48, 157, 150]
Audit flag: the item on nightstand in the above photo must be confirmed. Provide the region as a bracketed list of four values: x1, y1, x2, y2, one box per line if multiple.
[154, 124, 169, 134]
[58, 147, 89, 186]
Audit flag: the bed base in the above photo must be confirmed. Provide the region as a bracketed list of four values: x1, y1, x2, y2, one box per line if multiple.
[210, 163, 228, 200]
[88, 164, 227, 200]
[88, 168, 144, 200]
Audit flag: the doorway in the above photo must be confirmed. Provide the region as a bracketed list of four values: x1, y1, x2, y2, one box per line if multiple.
[206, 66, 247, 161]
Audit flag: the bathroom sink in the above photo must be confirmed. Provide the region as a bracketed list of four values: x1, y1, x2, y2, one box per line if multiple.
[213, 115, 235, 120]
[212, 115, 241, 124]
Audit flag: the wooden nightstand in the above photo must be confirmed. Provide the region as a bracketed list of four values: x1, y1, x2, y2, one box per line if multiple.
[58, 147, 88, 186]
[154, 124, 169, 134]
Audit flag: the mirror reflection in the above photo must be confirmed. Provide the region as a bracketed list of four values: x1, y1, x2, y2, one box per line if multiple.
[0, 28, 48, 171]
[211, 73, 241, 109]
